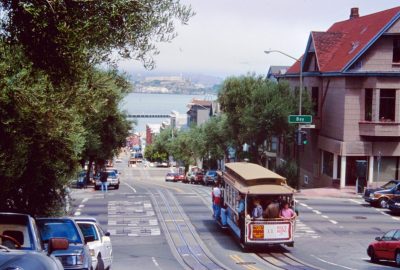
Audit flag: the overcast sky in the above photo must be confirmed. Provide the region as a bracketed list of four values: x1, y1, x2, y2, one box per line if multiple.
[118, 0, 400, 79]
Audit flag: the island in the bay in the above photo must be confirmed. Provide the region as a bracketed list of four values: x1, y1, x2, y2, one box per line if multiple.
[130, 72, 223, 95]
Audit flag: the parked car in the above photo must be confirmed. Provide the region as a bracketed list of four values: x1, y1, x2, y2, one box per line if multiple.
[74, 217, 113, 270]
[367, 229, 400, 266]
[388, 197, 400, 214]
[174, 173, 186, 182]
[185, 170, 195, 183]
[204, 170, 218, 185]
[95, 170, 120, 190]
[0, 212, 67, 270]
[191, 171, 204, 184]
[364, 180, 400, 204]
[36, 217, 92, 270]
[165, 172, 177, 182]
[366, 182, 400, 208]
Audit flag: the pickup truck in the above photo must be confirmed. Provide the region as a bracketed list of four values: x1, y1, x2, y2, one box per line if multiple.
[0, 212, 68, 270]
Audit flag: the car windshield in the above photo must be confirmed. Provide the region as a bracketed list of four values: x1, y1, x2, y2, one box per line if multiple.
[77, 223, 99, 241]
[382, 181, 398, 189]
[37, 219, 82, 244]
[107, 171, 117, 178]
[207, 171, 217, 176]
[0, 215, 34, 250]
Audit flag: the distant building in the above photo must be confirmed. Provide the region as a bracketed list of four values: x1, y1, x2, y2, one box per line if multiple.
[281, 7, 400, 188]
[146, 124, 161, 145]
[170, 110, 188, 130]
[186, 99, 215, 126]
[267, 66, 289, 82]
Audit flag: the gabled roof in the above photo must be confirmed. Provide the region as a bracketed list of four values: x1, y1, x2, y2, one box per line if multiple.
[287, 6, 400, 74]
[189, 99, 212, 107]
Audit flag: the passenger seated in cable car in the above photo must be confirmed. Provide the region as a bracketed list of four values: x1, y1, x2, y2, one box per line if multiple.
[251, 197, 263, 219]
[279, 201, 297, 219]
[263, 199, 280, 219]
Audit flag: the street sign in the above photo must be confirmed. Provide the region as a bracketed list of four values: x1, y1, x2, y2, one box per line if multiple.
[288, 115, 312, 124]
[299, 124, 315, 129]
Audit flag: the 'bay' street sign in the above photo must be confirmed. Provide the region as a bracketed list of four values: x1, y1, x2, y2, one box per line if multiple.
[288, 115, 312, 124]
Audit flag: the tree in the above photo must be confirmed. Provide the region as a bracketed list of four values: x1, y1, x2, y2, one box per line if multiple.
[0, 1, 193, 215]
[79, 69, 131, 176]
[0, 1, 194, 84]
[0, 45, 85, 215]
[218, 74, 311, 164]
[202, 115, 232, 166]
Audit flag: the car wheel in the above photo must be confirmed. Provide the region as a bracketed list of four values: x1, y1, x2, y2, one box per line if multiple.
[368, 246, 378, 263]
[396, 250, 400, 266]
[95, 186, 100, 190]
[95, 255, 105, 270]
[115, 185, 119, 190]
[378, 197, 389, 208]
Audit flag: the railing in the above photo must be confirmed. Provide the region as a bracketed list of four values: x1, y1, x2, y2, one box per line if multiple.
[127, 114, 170, 118]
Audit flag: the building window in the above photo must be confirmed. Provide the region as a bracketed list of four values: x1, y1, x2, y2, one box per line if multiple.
[373, 157, 399, 181]
[393, 39, 400, 63]
[312, 87, 319, 116]
[365, 88, 372, 121]
[322, 151, 333, 177]
[379, 89, 395, 122]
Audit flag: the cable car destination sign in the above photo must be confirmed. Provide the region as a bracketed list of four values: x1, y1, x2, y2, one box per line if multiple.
[288, 115, 312, 124]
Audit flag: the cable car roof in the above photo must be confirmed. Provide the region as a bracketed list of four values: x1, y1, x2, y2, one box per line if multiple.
[221, 162, 295, 195]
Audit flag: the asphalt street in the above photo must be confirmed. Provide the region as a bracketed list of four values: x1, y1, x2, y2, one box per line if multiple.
[70, 155, 400, 270]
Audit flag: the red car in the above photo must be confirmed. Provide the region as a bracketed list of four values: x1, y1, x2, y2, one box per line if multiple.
[174, 173, 185, 182]
[367, 229, 400, 266]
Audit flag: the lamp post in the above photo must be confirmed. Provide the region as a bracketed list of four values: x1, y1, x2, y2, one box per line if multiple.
[264, 50, 303, 115]
[264, 49, 303, 190]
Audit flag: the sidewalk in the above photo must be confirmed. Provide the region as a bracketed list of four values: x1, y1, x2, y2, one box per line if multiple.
[296, 186, 362, 199]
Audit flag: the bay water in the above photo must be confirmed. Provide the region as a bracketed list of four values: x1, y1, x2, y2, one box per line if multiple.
[121, 93, 215, 133]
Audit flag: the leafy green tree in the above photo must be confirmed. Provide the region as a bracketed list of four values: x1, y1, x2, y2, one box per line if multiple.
[0, 45, 85, 215]
[0, 1, 194, 83]
[79, 69, 131, 175]
[202, 115, 232, 164]
[218, 75, 311, 164]
[0, 1, 193, 215]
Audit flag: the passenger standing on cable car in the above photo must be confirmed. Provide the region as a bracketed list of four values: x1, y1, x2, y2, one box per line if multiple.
[212, 183, 221, 220]
[236, 194, 245, 242]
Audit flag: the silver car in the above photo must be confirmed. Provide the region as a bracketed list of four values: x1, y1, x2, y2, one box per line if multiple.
[36, 217, 92, 270]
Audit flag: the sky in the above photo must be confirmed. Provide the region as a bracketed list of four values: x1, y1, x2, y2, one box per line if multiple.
[118, 0, 400, 79]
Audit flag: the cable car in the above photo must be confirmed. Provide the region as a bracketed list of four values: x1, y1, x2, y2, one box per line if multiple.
[216, 162, 296, 249]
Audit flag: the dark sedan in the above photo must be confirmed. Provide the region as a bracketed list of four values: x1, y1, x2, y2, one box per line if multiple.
[37, 217, 92, 270]
[388, 197, 400, 214]
[0, 213, 67, 270]
[364, 180, 400, 207]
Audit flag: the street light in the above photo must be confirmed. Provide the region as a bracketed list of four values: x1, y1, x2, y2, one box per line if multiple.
[264, 49, 304, 190]
[264, 50, 303, 115]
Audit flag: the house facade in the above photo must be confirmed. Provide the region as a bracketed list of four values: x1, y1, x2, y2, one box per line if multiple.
[186, 99, 214, 126]
[283, 7, 400, 188]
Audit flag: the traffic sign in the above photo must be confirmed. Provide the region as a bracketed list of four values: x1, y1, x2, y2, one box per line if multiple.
[288, 115, 312, 124]
[299, 124, 315, 129]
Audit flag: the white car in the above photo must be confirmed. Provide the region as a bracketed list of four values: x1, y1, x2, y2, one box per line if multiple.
[74, 217, 113, 270]
[95, 170, 120, 190]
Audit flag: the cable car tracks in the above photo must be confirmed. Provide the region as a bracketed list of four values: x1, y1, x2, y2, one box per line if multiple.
[151, 188, 228, 270]
[256, 251, 321, 270]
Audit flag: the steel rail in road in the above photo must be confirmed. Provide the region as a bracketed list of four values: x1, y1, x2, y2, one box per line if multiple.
[256, 251, 321, 270]
[153, 189, 227, 270]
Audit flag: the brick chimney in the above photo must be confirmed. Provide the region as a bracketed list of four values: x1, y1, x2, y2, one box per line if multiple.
[350, 7, 359, 19]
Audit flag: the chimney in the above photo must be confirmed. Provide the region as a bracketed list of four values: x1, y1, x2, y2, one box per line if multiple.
[350, 7, 359, 19]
